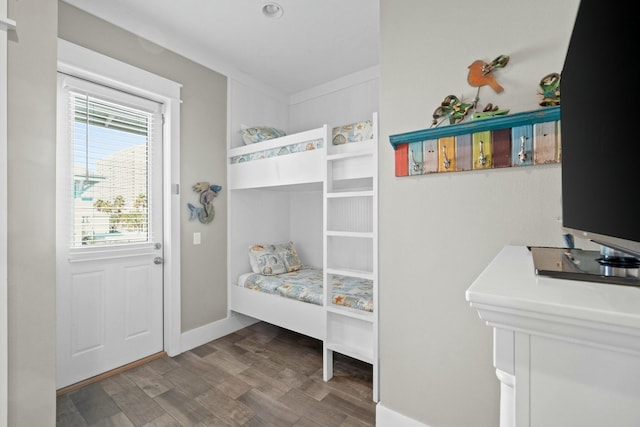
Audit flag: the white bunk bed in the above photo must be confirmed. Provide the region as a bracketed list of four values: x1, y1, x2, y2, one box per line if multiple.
[227, 113, 379, 401]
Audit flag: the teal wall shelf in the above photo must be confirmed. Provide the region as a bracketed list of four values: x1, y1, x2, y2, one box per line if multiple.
[389, 106, 560, 149]
[389, 106, 561, 176]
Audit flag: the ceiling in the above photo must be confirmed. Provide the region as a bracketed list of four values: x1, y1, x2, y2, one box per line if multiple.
[61, 0, 380, 96]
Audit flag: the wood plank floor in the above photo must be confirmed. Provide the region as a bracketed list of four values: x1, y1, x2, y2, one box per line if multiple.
[57, 321, 376, 427]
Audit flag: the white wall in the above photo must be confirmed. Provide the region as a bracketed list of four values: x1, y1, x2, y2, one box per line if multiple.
[228, 189, 294, 281]
[289, 66, 379, 133]
[228, 188, 323, 280]
[290, 190, 323, 268]
[378, 1, 581, 426]
[228, 65, 380, 143]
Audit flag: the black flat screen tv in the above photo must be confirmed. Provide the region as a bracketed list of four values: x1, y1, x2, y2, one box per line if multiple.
[560, 0, 640, 261]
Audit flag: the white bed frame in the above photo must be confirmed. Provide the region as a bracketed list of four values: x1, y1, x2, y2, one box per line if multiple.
[227, 114, 378, 401]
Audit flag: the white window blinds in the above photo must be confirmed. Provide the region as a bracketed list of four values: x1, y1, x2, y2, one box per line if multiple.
[67, 90, 157, 248]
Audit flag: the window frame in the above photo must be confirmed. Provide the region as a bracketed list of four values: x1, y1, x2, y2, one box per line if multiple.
[62, 77, 161, 251]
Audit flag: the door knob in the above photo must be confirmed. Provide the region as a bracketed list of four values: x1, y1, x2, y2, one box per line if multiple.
[154, 257, 164, 265]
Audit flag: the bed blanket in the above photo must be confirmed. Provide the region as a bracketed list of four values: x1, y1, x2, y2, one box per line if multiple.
[241, 267, 373, 312]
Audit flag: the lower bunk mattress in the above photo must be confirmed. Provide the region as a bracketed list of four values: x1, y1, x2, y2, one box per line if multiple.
[237, 267, 373, 312]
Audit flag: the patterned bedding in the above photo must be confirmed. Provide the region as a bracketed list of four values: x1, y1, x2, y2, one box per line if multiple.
[230, 138, 324, 164]
[240, 267, 373, 312]
[230, 119, 373, 164]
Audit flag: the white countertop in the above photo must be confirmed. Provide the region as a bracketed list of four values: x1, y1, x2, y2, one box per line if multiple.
[468, 246, 640, 427]
[466, 245, 640, 332]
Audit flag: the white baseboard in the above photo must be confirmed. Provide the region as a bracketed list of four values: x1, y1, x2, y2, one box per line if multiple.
[180, 312, 258, 352]
[376, 403, 429, 427]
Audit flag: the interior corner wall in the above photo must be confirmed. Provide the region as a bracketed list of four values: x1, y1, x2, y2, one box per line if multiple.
[227, 70, 380, 149]
[289, 72, 380, 133]
[228, 189, 293, 282]
[228, 78, 290, 149]
[289, 190, 323, 268]
[58, 1, 229, 333]
[7, 0, 58, 425]
[378, 1, 580, 426]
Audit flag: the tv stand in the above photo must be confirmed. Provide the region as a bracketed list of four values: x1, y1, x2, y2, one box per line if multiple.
[466, 246, 640, 427]
[529, 245, 640, 287]
[596, 245, 640, 268]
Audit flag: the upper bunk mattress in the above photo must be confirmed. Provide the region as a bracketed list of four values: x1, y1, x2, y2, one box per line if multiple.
[238, 267, 373, 312]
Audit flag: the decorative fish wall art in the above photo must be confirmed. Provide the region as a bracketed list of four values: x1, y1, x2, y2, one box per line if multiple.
[188, 181, 222, 224]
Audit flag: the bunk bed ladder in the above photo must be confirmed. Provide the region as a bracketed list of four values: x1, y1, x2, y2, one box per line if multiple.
[323, 113, 379, 403]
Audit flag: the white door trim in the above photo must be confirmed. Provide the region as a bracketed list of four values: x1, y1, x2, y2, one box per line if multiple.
[57, 39, 182, 357]
[0, 2, 13, 425]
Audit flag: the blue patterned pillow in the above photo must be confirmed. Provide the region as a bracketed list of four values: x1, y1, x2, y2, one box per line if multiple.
[249, 241, 303, 275]
[240, 126, 286, 145]
[249, 244, 286, 275]
[278, 241, 303, 272]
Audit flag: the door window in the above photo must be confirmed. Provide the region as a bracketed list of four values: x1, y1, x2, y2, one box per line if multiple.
[60, 76, 162, 249]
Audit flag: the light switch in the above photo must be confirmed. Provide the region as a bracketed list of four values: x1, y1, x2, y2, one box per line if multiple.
[193, 232, 201, 245]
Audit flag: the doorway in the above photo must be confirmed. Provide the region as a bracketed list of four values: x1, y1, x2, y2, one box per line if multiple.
[56, 39, 182, 390]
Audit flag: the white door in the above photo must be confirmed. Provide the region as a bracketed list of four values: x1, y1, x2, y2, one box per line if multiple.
[56, 73, 164, 389]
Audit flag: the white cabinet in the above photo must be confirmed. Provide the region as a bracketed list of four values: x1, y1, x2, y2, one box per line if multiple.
[466, 246, 640, 427]
[323, 113, 379, 402]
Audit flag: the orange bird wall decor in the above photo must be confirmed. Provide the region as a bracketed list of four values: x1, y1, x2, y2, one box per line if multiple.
[467, 54, 510, 93]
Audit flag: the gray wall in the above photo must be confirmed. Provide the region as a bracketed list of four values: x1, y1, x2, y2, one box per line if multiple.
[7, 0, 57, 425]
[378, 0, 580, 425]
[5, 2, 228, 422]
[58, 2, 229, 332]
